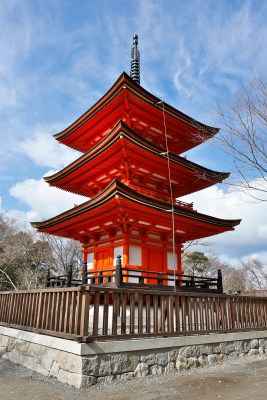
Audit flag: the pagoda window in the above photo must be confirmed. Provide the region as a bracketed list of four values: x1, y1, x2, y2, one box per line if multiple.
[167, 252, 176, 270]
[129, 245, 142, 266]
[113, 246, 123, 266]
[87, 252, 94, 269]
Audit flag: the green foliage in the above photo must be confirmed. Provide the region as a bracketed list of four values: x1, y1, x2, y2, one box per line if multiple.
[184, 251, 210, 276]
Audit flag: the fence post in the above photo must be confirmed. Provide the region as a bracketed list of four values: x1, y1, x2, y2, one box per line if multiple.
[67, 265, 72, 287]
[82, 262, 87, 285]
[217, 269, 223, 293]
[115, 255, 122, 287]
[158, 273, 163, 286]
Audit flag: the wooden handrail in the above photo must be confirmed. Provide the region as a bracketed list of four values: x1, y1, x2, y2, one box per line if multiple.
[1, 286, 267, 343]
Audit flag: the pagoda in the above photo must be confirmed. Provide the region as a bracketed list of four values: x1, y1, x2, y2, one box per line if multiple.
[32, 35, 240, 281]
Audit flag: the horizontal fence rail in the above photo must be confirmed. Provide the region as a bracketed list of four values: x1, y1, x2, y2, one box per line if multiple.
[1, 286, 267, 342]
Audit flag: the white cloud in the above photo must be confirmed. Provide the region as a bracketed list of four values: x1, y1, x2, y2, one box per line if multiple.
[19, 132, 80, 169]
[9, 174, 86, 221]
[258, 225, 267, 240]
[181, 183, 267, 259]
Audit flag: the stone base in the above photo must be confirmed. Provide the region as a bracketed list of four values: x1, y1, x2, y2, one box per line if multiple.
[0, 326, 267, 388]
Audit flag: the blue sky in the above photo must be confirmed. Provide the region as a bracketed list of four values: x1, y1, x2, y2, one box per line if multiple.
[1, 0, 267, 263]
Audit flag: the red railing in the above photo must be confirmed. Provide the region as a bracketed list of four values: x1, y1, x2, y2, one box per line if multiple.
[127, 183, 194, 209]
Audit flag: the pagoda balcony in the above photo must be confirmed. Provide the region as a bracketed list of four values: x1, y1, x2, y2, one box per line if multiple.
[126, 183, 194, 210]
[45, 259, 223, 295]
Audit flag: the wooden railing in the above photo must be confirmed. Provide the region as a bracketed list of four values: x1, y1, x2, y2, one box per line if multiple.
[1, 286, 267, 343]
[46, 257, 223, 294]
[0, 287, 89, 341]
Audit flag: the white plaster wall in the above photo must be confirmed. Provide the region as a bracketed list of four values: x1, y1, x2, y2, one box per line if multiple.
[129, 245, 141, 265]
[114, 246, 123, 266]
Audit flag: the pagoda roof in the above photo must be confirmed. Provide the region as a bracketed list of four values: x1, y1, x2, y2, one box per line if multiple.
[46, 121, 229, 199]
[32, 179, 241, 243]
[54, 72, 219, 155]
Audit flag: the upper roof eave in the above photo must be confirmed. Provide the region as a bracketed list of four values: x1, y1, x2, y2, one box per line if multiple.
[53, 72, 219, 144]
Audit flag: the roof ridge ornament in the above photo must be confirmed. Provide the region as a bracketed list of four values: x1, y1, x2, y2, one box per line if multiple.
[130, 33, 140, 85]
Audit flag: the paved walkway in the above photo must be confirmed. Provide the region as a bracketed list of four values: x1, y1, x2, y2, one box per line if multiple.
[0, 355, 267, 400]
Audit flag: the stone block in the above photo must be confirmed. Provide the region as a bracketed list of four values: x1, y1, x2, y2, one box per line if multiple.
[3, 348, 20, 364]
[81, 375, 97, 387]
[97, 375, 114, 385]
[215, 354, 228, 362]
[0, 335, 10, 348]
[134, 362, 149, 377]
[234, 340, 244, 352]
[82, 356, 99, 375]
[248, 349, 259, 356]
[207, 354, 217, 364]
[58, 368, 83, 388]
[198, 355, 208, 367]
[127, 354, 140, 371]
[0, 346, 7, 356]
[187, 357, 199, 369]
[176, 355, 189, 371]
[250, 339, 259, 349]
[168, 348, 179, 362]
[242, 341, 251, 354]
[98, 355, 112, 376]
[217, 342, 235, 354]
[110, 353, 129, 374]
[42, 348, 59, 372]
[179, 345, 200, 358]
[19, 340, 31, 356]
[36, 364, 49, 377]
[198, 345, 213, 356]
[141, 351, 167, 366]
[165, 362, 176, 374]
[49, 360, 59, 377]
[150, 364, 163, 376]
[57, 351, 81, 374]
[116, 372, 134, 381]
[19, 353, 35, 370]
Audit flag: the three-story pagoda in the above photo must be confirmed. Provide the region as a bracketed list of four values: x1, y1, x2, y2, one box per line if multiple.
[32, 35, 240, 280]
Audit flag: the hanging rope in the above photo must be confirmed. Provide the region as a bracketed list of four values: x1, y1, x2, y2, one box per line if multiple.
[157, 100, 177, 290]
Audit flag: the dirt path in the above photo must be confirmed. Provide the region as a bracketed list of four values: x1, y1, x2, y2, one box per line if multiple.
[0, 355, 267, 400]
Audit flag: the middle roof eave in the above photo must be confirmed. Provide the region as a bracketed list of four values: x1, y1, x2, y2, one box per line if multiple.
[45, 120, 229, 187]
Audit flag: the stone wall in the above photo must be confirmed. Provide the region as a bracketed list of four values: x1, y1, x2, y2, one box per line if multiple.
[0, 326, 267, 388]
[81, 338, 267, 386]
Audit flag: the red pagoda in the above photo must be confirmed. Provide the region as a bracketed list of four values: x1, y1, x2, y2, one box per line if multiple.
[32, 35, 240, 282]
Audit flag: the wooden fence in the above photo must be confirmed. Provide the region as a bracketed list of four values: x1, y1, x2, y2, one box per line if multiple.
[0, 286, 267, 343]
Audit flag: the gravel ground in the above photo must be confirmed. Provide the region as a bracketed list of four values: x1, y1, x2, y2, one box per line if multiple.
[0, 354, 267, 400]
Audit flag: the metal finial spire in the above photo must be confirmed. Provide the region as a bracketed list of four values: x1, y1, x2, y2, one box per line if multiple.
[130, 33, 140, 85]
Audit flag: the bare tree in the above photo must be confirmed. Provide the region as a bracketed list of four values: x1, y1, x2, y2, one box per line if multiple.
[40, 234, 83, 276]
[240, 258, 267, 291]
[215, 76, 267, 201]
[0, 212, 51, 290]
